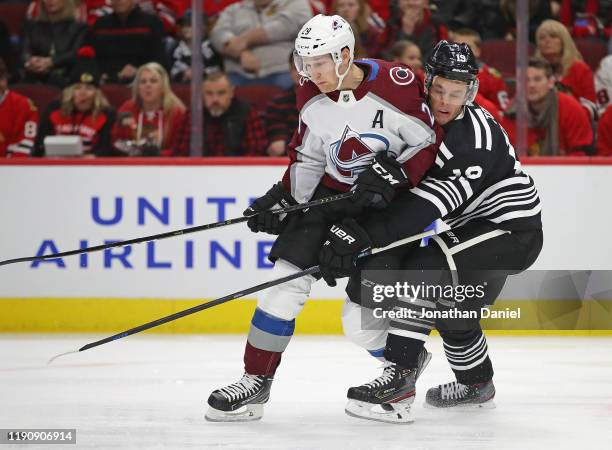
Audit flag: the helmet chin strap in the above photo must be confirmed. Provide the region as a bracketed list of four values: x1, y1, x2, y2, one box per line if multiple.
[334, 56, 353, 91]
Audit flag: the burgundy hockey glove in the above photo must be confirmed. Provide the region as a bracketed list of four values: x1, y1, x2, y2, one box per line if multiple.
[352, 152, 409, 209]
[243, 182, 298, 234]
[318, 218, 372, 287]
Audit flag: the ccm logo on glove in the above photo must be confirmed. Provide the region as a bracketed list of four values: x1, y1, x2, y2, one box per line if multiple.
[330, 225, 356, 244]
[372, 161, 403, 185]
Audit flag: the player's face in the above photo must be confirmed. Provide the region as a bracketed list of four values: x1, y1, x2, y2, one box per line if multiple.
[429, 77, 468, 125]
[336, 0, 360, 22]
[537, 31, 563, 58]
[526, 67, 555, 104]
[202, 76, 234, 117]
[137, 69, 163, 107]
[73, 83, 97, 112]
[301, 54, 338, 93]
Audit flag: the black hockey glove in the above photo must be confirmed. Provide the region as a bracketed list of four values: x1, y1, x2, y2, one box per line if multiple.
[318, 218, 372, 287]
[243, 182, 298, 234]
[352, 152, 409, 209]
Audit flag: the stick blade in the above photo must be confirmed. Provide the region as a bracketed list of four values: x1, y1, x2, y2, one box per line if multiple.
[47, 349, 79, 365]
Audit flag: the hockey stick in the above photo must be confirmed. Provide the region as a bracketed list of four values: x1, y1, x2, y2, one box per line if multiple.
[47, 228, 437, 364]
[0, 191, 355, 267]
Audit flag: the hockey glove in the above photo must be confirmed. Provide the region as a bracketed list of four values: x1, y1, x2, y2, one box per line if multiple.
[352, 152, 409, 209]
[243, 182, 298, 234]
[318, 218, 372, 287]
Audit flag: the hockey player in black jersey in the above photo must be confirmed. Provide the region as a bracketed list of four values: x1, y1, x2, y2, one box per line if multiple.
[318, 40, 543, 423]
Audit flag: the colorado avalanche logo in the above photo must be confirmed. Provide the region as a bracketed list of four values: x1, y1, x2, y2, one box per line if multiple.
[390, 67, 415, 86]
[330, 125, 390, 180]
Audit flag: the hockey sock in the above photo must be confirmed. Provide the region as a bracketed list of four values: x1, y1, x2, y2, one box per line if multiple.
[442, 329, 494, 384]
[243, 308, 295, 376]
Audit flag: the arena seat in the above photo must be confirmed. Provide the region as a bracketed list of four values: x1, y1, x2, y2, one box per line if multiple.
[575, 38, 608, 71]
[11, 83, 60, 113]
[100, 84, 132, 109]
[480, 39, 535, 79]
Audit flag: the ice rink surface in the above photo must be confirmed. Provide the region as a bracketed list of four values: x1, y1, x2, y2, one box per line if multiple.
[1, 334, 611, 450]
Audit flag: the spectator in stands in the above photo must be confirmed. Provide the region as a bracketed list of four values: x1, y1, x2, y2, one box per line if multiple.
[85, 0, 168, 84]
[452, 27, 511, 110]
[379, 0, 448, 61]
[332, 0, 383, 57]
[264, 53, 299, 156]
[389, 39, 424, 82]
[552, 0, 612, 39]
[177, 71, 267, 156]
[502, 57, 594, 156]
[0, 58, 38, 158]
[498, 0, 553, 41]
[0, 21, 10, 77]
[595, 54, 612, 113]
[112, 62, 186, 156]
[535, 19, 597, 103]
[597, 103, 612, 155]
[20, 0, 87, 86]
[210, 0, 312, 89]
[34, 47, 116, 157]
[169, 9, 223, 82]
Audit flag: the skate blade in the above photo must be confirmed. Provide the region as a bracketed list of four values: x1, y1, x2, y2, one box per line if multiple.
[205, 404, 264, 422]
[345, 400, 414, 424]
[423, 398, 496, 410]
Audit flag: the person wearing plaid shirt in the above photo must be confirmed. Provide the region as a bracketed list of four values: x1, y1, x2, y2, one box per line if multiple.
[175, 71, 268, 156]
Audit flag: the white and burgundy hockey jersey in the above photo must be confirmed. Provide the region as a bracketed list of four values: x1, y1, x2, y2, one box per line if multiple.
[282, 59, 441, 204]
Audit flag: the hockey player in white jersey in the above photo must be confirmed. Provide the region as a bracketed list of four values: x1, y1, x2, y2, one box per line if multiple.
[205, 14, 441, 422]
[318, 41, 543, 423]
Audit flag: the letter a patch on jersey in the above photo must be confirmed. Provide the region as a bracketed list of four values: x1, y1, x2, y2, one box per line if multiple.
[372, 110, 384, 128]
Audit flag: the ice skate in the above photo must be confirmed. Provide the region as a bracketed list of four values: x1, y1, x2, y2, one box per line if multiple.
[205, 373, 273, 422]
[344, 348, 431, 424]
[424, 380, 496, 409]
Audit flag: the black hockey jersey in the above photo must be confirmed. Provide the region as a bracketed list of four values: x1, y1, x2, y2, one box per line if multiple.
[363, 103, 542, 247]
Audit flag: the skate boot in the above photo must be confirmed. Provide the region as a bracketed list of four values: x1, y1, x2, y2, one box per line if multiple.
[205, 373, 273, 422]
[344, 348, 432, 424]
[424, 380, 496, 409]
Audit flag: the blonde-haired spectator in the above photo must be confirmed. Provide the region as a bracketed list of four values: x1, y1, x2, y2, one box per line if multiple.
[332, 0, 383, 57]
[20, 0, 87, 85]
[535, 19, 597, 104]
[112, 62, 187, 156]
[34, 48, 116, 157]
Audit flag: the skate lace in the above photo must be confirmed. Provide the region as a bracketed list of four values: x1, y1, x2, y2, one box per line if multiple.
[441, 382, 469, 400]
[365, 365, 396, 388]
[218, 374, 263, 402]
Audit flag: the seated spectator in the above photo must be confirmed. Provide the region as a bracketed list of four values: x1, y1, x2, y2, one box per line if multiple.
[177, 71, 267, 156]
[389, 39, 424, 82]
[498, 0, 553, 42]
[210, 0, 312, 89]
[535, 19, 597, 103]
[112, 62, 186, 156]
[34, 47, 116, 157]
[452, 27, 510, 110]
[553, 0, 611, 38]
[595, 54, 612, 114]
[502, 57, 594, 156]
[264, 53, 299, 156]
[27, 0, 179, 33]
[0, 58, 38, 157]
[379, 0, 448, 61]
[597, 103, 612, 155]
[169, 9, 223, 82]
[0, 21, 10, 76]
[332, 0, 383, 57]
[20, 0, 87, 86]
[85, 0, 168, 83]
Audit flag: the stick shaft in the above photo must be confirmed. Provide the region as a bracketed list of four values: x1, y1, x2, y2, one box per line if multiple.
[0, 191, 354, 267]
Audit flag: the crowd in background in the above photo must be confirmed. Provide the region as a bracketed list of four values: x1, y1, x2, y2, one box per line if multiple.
[1, 0, 611, 158]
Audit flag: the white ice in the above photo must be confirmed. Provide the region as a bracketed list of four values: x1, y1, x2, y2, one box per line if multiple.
[1, 334, 611, 449]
